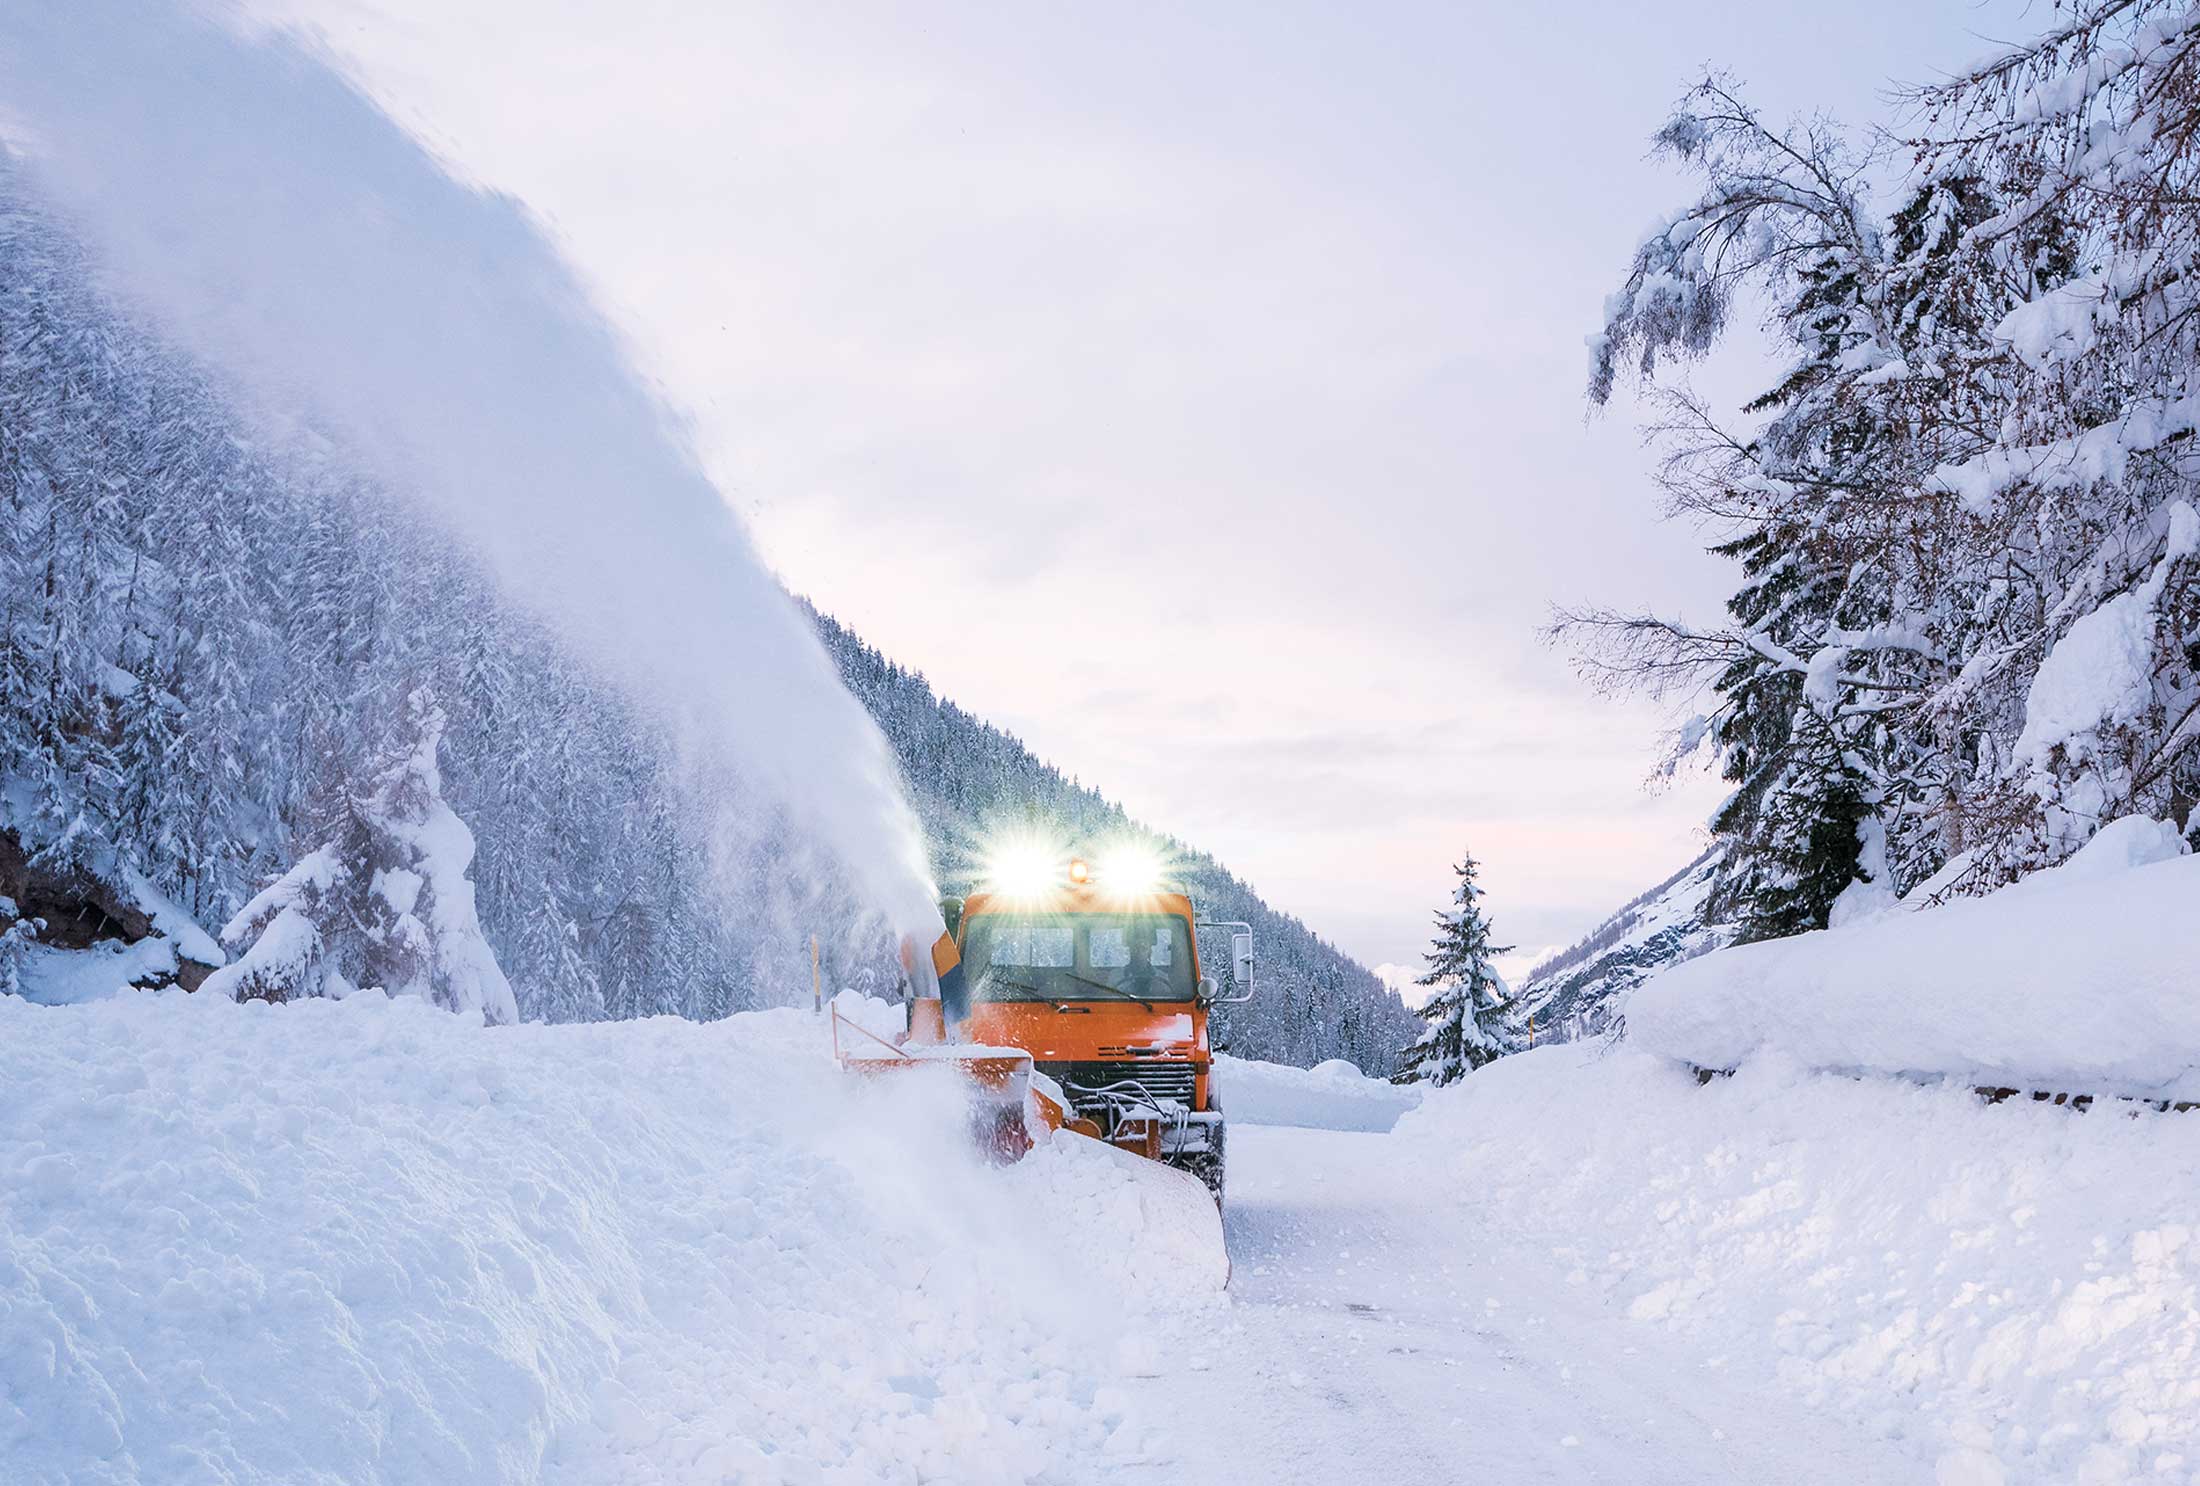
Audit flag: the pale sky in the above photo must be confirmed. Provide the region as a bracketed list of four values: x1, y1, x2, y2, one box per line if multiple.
[249, 0, 2034, 974]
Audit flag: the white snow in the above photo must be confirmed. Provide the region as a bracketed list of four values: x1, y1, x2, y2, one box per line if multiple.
[1155, 1113, 1910, 1485]
[0, 992, 1223, 1486]
[1214, 1053, 1421, 1133]
[12, 938, 178, 1007]
[1628, 820, 2200, 1097]
[117, 863, 223, 967]
[1927, 402, 2195, 515]
[1994, 272, 2112, 369]
[13, 949, 2200, 1484]
[829, 987, 911, 1045]
[2015, 590, 2160, 766]
[2036, 810, 2192, 881]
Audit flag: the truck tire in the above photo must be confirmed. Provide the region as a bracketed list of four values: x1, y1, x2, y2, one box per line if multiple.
[1183, 1114, 1225, 1205]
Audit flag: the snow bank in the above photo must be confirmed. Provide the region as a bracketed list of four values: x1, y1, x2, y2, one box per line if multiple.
[0, 994, 1220, 1485]
[1215, 1054, 1421, 1133]
[1628, 824, 2200, 1098]
[13, 939, 179, 1007]
[1396, 1044, 2200, 1486]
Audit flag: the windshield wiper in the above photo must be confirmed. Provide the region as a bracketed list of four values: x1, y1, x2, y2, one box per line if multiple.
[1063, 971, 1154, 1011]
[981, 969, 1155, 1011]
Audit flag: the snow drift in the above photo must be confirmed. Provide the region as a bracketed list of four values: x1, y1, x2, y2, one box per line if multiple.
[0, 993, 1223, 1486]
[1627, 817, 2200, 1098]
[1214, 1054, 1420, 1133]
[1397, 1043, 2200, 1486]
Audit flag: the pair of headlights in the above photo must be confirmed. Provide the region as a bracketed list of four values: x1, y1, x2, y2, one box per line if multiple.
[982, 843, 1167, 898]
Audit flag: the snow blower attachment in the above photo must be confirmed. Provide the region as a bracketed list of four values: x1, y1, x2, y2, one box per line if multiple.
[831, 851, 1244, 1275]
[831, 958, 1053, 1164]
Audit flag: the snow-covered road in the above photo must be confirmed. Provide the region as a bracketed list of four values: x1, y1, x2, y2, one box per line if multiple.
[13, 995, 2198, 1485]
[1138, 1123, 1921, 1485]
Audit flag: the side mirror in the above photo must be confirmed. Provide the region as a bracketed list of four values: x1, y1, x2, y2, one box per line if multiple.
[1196, 975, 1218, 1004]
[1196, 919, 1257, 1004]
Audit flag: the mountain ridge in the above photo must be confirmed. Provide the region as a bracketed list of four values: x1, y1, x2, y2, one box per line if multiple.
[1497, 848, 1732, 1047]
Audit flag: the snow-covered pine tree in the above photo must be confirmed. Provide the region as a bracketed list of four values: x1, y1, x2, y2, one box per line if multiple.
[206, 690, 517, 1024]
[1697, 512, 1875, 942]
[1562, 75, 2114, 938]
[199, 845, 347, 1005]
[0, 896, 39, 997]
[1400, 848, 1511, 1085]
[1906, 7, 2200, 877]
[345, 688, 518, 1024]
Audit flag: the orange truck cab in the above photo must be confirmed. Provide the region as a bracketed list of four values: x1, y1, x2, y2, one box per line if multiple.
[945, 874, 1252, 1199]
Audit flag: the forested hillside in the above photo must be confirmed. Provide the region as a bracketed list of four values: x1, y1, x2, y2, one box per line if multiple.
[813, 612, 1418, 1069]
[0, 169, 1410, 1069]
[0, 171, 785, 1026]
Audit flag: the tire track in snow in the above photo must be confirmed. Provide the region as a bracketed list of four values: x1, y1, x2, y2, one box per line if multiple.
[1126, 1125, 1924, 1485]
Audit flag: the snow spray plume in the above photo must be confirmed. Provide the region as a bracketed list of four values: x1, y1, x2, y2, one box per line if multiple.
[0, 1, 940, 941]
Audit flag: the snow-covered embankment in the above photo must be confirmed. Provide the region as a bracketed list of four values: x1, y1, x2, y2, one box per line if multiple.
[1215, 1054, 1420, 1133]
[1450, 812, 2200, 1483]
[1628, 815, 2200, 1099]
[0, 993, 1220, 1486]
[1397, 1044, 2200, 1486]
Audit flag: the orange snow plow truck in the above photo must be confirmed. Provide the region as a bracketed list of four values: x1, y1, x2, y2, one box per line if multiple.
[832, 851, 1252, 1212]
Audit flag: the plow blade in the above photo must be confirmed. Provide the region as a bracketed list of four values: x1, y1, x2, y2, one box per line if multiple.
[1071, 1134, 1231, 1292]
[839, 1043, 1043, 1162]
[835, 1004, 1048, 1161]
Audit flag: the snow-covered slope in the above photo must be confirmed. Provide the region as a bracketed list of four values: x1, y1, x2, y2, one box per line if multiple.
[1395, 1042, 2200, 1486]
[1497, 848, 1731, 1046]
[1630, 816, 2200, 1098]
[0, 993, 1223, 1486]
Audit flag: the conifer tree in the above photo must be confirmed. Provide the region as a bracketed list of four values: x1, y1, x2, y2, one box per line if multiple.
[0, 897, 39, 998]
[205, 691, 518, 1024]
[1562, 78, 2114, 935]
[1401, 848, 1511, 1085]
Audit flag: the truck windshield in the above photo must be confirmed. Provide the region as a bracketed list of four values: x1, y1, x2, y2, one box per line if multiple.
[963, 913, 1197, 1003]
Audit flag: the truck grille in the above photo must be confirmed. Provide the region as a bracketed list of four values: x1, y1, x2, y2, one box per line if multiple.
[1047, 1059, 1197, 1116]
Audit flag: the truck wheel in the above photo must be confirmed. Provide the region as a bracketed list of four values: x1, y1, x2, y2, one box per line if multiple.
[1189, 1117, 1226, 1205]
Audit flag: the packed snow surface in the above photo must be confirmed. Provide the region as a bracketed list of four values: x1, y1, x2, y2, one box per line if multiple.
[0, 993, 1222, 1486]
[1628, 819, 2200, 1097]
